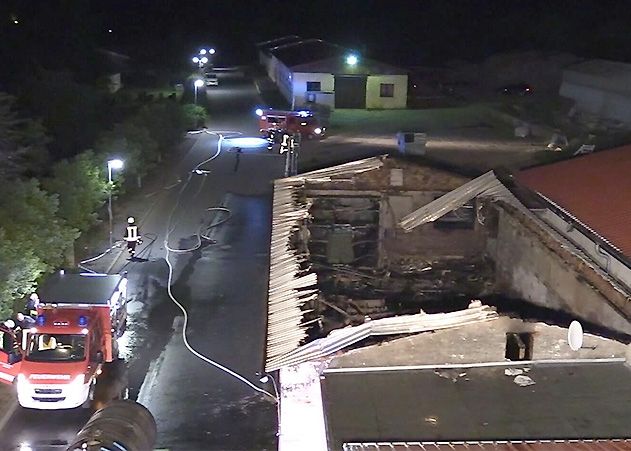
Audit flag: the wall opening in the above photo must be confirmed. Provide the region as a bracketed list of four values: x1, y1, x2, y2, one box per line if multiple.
[505, 332, 534, 361]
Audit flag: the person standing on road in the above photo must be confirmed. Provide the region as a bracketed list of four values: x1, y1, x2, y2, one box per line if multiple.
[233, 147, 242, 172]
[123, 216, 142, 258]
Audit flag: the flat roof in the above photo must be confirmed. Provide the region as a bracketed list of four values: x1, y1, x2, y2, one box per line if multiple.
[322, 363, 631, 448]
[38, 273, 123, 305]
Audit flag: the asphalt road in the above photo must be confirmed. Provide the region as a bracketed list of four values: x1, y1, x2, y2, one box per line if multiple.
[1, 69, 389, 451]
[1, 71, 284, 451]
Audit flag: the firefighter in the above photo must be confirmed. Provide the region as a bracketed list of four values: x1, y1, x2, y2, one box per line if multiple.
[123, 217, 142, 258]
[26, 293, 39, 318]
[16, 313, 36, 329]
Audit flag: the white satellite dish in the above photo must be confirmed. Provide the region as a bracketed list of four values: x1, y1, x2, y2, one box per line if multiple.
[568, 320, 584, 351]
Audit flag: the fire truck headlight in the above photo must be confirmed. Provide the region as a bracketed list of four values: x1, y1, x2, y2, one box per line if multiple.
[16, 374, 30, 397]
[314, 127, 322, 135]
[70, 374, 86, 386]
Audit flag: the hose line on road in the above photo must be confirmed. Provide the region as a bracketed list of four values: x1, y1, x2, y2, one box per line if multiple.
[78, 241, 123, 273]
[163, 130, 279, 403]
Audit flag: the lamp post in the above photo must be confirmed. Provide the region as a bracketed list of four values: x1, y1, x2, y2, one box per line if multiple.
[259, 373, 280, 436]
[194, 79, 204, 104]
[107, 159, 124, 248]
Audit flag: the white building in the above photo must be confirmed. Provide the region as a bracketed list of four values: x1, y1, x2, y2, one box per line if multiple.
[255, 35, 302, 77]
[560, 59, 631, 126]
[265, 39, 408, 110]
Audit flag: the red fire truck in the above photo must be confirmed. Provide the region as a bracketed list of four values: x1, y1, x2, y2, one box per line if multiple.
[0, 272, 127, 409]
[256, 108, 326, 139]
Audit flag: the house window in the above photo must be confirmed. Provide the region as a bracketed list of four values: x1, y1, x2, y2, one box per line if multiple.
[306, 81, 321, 91]
[380, 83, 395, 97]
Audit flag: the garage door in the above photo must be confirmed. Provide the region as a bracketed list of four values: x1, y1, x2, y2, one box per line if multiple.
[335, 75, 367, 108]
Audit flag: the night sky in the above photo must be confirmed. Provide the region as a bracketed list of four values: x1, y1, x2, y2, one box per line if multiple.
[2, 0, 631, 77]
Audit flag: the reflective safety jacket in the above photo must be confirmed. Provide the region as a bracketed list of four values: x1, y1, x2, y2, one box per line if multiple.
[124, 225, 140, 242]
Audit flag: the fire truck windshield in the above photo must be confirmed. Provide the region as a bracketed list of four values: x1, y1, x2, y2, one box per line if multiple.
[25, 333, 86, 362]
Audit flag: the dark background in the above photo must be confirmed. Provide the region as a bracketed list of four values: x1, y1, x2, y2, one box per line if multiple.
[2, 0, 631, 81]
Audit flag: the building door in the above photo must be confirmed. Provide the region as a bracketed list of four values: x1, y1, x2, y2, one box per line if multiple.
[334, 75, 367, 108]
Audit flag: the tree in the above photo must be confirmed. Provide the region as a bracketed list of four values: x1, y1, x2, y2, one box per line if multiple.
[182, 104, 209, 130]
[0, 178, 78, 316]
[0, 92, 51, 178]
[43, 150, 109, 234]
[0, 234, 45, 318]
[0, 178, 78, 270]
[134, 102, 188, 152]
[95, 121, 158, 188]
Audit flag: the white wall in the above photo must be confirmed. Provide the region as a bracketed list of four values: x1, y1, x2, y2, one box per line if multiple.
[489, 208, 631, 334]
[560, 68, 631, 125]
[366, 75, 408, 109]
[292, 72, 335, 109]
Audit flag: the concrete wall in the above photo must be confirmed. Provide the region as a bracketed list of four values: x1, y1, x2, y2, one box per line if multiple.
[366, 75, 408, 109]
[380, 192, 485, 261]
[489, 207, 631, 334]
[293, 72, 335, 109]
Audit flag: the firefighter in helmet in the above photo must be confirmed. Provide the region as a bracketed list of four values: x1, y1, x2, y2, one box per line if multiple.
[123, 216, 142, 258]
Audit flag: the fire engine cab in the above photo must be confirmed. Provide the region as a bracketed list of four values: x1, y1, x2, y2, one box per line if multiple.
[256, 108, 325, 139]
[0, 272, 127, 410]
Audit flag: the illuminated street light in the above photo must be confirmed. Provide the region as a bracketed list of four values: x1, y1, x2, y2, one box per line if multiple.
[194, 79, 204, 104]
[107, 159, 124, 248]
[200, 56, 208, 64]
[255, 108, 264, 117]
[192, 56, 200, 64]
[200, 48, 207, 55]
[209, 48, 216, 55]
[346, 54, 359, 66]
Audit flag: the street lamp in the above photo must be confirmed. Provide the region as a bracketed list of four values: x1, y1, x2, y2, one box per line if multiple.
[209, 48, 216, 55]
[107, 159, 124, 248]
[194, 79, 204, 104]
[200, 48, 207, 55]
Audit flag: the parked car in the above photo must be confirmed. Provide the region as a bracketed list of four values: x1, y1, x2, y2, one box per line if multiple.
[205, 73, 218, 86]
[499, 82, 533, 96]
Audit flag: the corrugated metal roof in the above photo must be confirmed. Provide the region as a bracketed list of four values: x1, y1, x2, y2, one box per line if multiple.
[256, 35, 302, 49]
[265, 157, 385, 372]
[343, 440, 631, 450]
[516, 145, 631, 259]
[398, 170, 534, 232]
[271, 40, 344, 67]
[292, 56, 407, 75]
[266, 301, 498, 372]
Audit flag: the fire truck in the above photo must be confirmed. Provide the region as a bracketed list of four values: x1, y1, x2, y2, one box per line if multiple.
[256, 108, 326, 139]
[0, 272, 127, 410]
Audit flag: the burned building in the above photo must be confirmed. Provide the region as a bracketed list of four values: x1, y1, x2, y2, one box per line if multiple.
[265, 149, 631, 451]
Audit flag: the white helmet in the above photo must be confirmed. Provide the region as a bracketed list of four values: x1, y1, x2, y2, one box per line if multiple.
[3, 319, 15, 329]
[127, 217, 135, 224]
[16, 313, 25, 322]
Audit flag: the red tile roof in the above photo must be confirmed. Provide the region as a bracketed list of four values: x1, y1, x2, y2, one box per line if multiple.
[344, 440, 631, 450]
[516, 146, 631, 258]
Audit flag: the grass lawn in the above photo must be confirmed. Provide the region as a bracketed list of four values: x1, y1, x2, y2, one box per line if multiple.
[329, 104, 513, 136]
